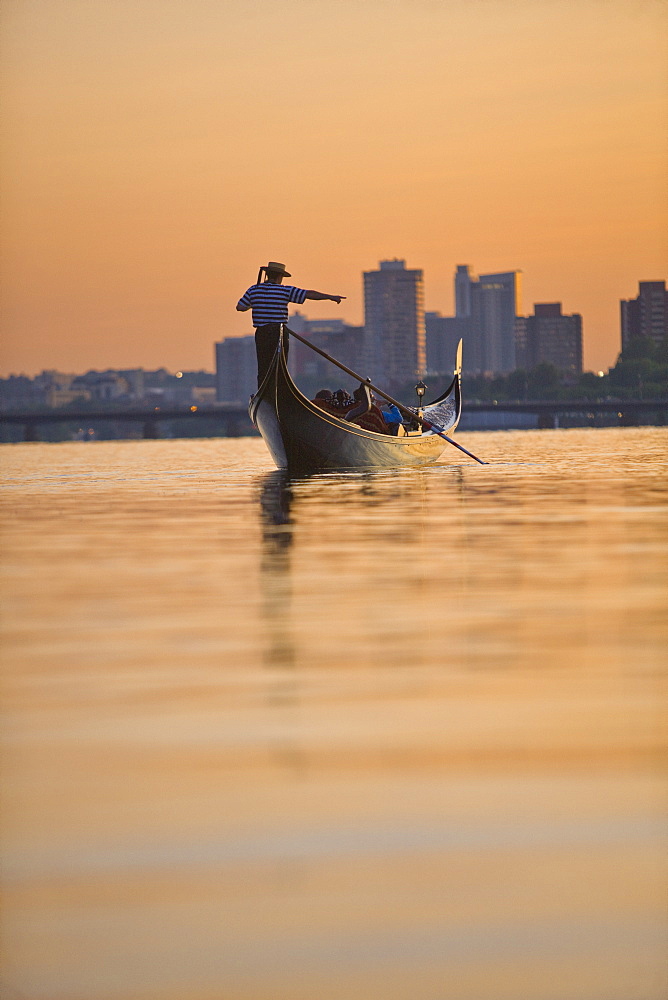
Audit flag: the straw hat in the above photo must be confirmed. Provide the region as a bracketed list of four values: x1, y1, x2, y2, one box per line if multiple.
[263, 261, 291, 277]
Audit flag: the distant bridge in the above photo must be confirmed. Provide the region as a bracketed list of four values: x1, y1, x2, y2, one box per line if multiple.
[1, 398, 666, 440]
[0, 404, 255, 441]
[464, 398, 668, 429]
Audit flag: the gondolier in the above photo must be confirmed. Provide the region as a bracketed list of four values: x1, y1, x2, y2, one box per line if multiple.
[236, 262, 346, 385]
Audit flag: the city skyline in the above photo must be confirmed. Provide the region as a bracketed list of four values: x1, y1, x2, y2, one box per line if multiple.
[4, 269, 663, 385]
[2, 0, 666, 377]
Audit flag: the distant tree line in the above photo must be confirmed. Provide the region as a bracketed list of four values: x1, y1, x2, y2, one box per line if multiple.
[389, 339, 668, 404]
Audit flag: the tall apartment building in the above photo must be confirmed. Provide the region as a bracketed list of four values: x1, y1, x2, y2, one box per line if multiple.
[620, 280, 668, 352]
[426, 265, 521, 376]
[454, 264, 473, 319]
[455, 265, 521, 375]
[363, 259, 425, 386]
[523, 303, 583, 380]
[215, 335, 256, 403]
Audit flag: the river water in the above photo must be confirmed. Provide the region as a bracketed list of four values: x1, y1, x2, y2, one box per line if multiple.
[1, 427, 666, 1000]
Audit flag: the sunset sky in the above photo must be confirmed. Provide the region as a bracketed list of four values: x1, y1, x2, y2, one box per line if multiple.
[2, 0, 666, 376]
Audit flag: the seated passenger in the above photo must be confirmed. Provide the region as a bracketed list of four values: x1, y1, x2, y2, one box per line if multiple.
[312, 388, 356, 416]
[344, 383, 373, 422]
[354, 408, 392, 434]
[379, 401, 403, 435]
[312, 389, 337, 414]
[345, 383, 391, 434]
[331, 388, 355, 410]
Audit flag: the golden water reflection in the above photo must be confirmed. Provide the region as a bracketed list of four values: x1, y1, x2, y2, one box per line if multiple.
[1, 429, 666, 1000]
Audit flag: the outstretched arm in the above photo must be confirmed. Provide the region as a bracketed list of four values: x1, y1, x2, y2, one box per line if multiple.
[236, 300, 250, 312]
[304, 290, 346, 304]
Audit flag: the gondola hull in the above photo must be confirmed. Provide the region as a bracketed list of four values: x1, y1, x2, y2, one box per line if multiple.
[249, 333, 462, 473]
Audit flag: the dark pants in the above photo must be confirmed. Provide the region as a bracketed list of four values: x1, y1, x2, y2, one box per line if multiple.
[255, 324, 288, 387]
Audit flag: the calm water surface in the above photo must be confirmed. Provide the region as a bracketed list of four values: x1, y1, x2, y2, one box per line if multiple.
[1, 428, 667, 1000]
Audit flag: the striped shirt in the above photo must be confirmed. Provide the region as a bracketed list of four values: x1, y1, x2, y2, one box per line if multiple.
[237, 283, 308, 328]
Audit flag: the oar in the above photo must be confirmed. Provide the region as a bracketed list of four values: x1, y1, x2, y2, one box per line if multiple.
[284, 326, 488, 465]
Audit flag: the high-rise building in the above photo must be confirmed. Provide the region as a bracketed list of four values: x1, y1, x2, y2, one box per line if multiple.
[363, 259, 425, 385]
[215, 336, 256, 403]
[472, 270, 521, 375]
[448, 265, 522, 375]
[429, 266, 521, 376]
[455, 264, 473, 318]
[523, 303, 583, 380]
[620, 280, 667, 352]
[425, 312, 466, 374]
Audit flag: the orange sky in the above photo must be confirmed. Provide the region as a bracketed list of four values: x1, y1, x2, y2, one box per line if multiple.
[1, 0, 666, 376]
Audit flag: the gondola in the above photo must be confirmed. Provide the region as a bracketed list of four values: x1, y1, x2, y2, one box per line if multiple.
[249, 327, 463, 473]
